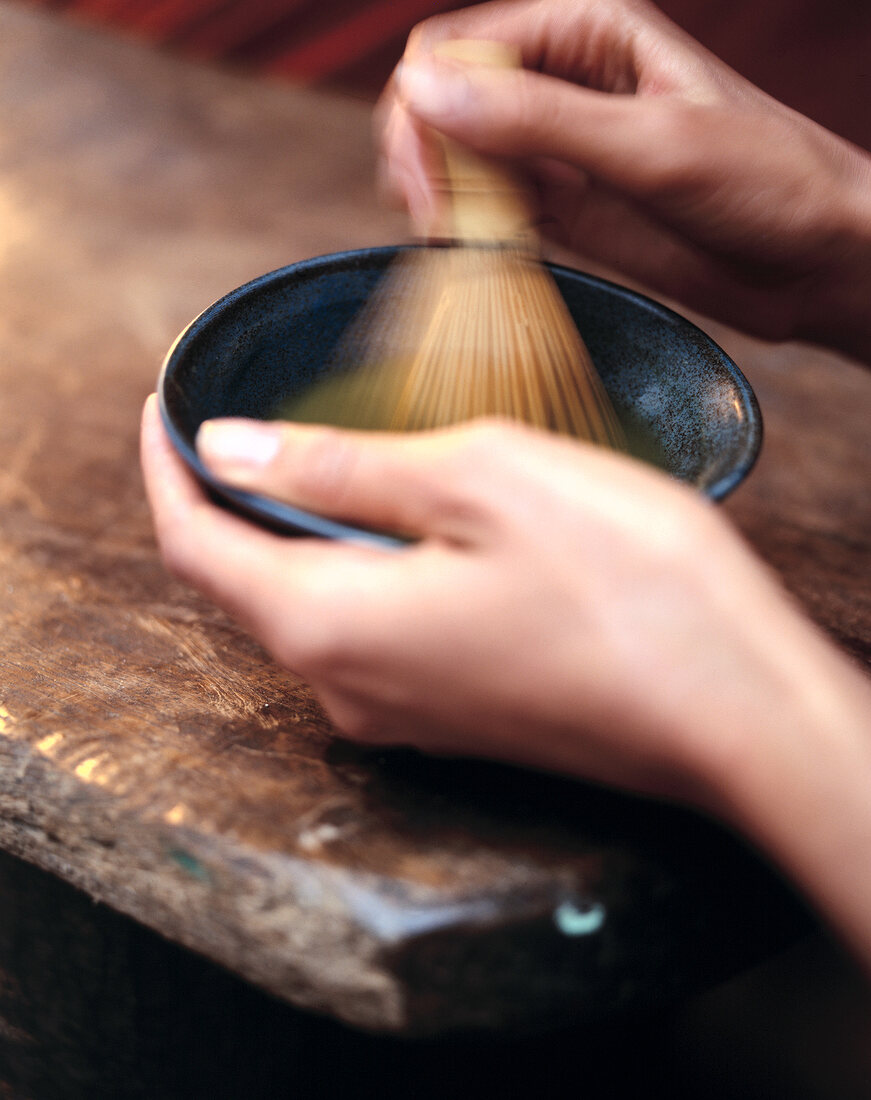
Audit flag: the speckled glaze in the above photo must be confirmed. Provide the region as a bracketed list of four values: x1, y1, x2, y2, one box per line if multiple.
[159, 246, 762, 545]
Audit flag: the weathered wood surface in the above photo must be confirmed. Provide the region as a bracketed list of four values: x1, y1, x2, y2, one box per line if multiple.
[0, 2, 868, 1039]
[1, 849, 868, 1100]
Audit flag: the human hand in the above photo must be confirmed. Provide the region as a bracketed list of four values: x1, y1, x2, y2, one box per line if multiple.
[140, 396, 845, 811]
[142, 397, 871, 964]
[378, 0, 871, 358]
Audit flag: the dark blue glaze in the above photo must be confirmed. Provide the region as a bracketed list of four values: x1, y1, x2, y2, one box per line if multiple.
[158, 246, 762, 545]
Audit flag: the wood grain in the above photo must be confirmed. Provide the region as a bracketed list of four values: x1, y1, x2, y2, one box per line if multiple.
[0, 3, 867, 1041]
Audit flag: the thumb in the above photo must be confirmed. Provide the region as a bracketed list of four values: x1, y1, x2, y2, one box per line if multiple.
[195, 418, 486, 541]
[397, 55, 698, 200]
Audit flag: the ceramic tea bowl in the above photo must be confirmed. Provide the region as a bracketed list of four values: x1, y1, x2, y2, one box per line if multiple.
[159, 246, 762, 549]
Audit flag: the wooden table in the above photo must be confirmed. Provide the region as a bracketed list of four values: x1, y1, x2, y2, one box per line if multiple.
[1, 4, 870, 1096]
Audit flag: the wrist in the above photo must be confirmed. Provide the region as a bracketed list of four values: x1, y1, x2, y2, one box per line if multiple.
[794, 147, 871, 364]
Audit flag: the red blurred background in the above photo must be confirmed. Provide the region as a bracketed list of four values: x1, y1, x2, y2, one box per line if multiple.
[19, 0, 871, 147]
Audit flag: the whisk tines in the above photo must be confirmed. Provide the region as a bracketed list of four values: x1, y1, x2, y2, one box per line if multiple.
[282, 39, 626, 451]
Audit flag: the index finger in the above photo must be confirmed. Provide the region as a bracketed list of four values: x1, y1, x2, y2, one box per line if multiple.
[140, 396, 396, 654]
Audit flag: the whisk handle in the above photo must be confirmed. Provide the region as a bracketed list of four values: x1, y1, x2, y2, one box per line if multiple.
[430, 40, 536, 248]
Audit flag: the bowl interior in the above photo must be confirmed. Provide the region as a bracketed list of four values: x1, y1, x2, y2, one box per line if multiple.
[159, 246, 761, 545]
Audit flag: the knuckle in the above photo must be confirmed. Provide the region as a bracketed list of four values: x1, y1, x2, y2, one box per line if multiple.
[272, 625, 344, 687]
[155, 519, 198, 586]
[407, 14, 460, 56]
[427, 419, 530, 533]
[157, 541, 187, 583]
[646, 486, 720, 566]
[510, 70, 548, 149]
[291, 429, 361, 515]
[273, 579, 378, 684]
[635, 103, 717, 195]
[678, 495, 726, 557]
[273, 592, 344, 675]
[327, 704, 387, 745]
[448, 417, 535, 479]
[298, 632, 347, 681]
[457, 416, 527, 458]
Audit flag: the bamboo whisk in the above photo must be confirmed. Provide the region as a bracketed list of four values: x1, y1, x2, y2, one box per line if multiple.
[284, 40, 625, 449]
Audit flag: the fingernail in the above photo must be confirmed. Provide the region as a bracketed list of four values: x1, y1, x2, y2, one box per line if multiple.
[399, 60, 470, 120]
[197, 419, 283, 469]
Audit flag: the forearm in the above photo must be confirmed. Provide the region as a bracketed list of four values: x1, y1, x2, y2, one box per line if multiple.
[794, 149, 871, 365]
[707, 620, 871, 969]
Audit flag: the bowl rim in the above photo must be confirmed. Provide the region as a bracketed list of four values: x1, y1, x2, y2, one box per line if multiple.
[158, 245, 762, 546]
